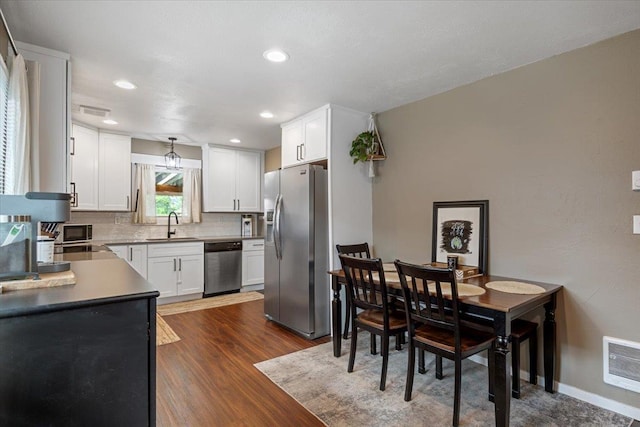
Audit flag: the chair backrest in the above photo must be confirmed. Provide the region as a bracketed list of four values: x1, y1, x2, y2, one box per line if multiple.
[338, 254, 391, 319]
[336, 243, 371, 258]
[394, 260, 461, 344]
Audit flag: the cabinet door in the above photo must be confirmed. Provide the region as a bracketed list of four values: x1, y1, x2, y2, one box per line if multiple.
[301, 109, 327, 163]
[204, 147, 236, 211]
[147, 257, 177, 298]
[235, 150, 262, 212]
[108, 245, 127, 259]
[281, 121, 303, 168]
[129, 245, 148, 279]
[242, 250, 264, 286]
[177, 254, 204, 295]
[99, 133, 131, 211]
[70, 124, 99, 210]
[19, 43, 69, 193]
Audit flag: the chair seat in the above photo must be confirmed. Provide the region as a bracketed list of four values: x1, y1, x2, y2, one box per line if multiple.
[358, 309, 407, 331]
[414, 324, 494, 354]
[511, 319, 537, 340]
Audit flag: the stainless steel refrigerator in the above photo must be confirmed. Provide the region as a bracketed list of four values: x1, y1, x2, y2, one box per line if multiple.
[264, 164, 329, 339]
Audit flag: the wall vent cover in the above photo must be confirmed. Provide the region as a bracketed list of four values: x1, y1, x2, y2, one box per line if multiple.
[79, 105, 110, 118]
[603, 336, 640, 393]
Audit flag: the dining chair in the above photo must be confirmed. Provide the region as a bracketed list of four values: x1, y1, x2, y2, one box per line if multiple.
[338, 254, 407, 391]
[336, 243, 371, 341]
[394, 260, 495, 427]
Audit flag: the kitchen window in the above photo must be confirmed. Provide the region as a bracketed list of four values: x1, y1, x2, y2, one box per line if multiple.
[155, 168, 183, 217]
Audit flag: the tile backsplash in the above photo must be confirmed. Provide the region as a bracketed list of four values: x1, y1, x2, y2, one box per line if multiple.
[68, 212, 261, 241]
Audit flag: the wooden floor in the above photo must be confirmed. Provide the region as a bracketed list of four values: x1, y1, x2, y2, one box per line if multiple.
[156, 299, 330, 426]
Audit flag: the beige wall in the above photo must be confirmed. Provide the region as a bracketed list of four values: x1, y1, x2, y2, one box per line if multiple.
[265, 146, 281, 172]
[132, 138, 202, 160]
[374, 30, 640, 408]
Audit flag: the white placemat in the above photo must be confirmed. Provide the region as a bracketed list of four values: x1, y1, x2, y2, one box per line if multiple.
[427, 282, 486, 298]
[485, 281, 545, 295]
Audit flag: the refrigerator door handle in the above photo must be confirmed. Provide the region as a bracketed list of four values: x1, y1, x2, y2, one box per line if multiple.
[274, 194, 282, 260]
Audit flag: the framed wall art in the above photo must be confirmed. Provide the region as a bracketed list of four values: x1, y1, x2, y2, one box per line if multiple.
[431, 200, 488, 273]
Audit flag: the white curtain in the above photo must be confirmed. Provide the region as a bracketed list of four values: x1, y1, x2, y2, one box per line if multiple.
[7, 54, 30, 194]
[133, 163, 157, 224]
[26, 60, 40, 191]
[181, 167, 201, 223]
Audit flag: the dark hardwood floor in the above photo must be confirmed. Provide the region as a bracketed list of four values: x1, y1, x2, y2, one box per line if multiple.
[156, 299, 330, 426]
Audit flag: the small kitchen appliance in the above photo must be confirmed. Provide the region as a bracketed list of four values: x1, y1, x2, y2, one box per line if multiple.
[241, 215, 253, 237]
[0, 192, 71, 279]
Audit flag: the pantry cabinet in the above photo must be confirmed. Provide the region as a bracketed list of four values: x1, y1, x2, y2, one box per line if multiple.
[108, 244, 148, 279]
[147, 242, 204, 298]
[70, 124, 131, 211]
[202, 145, 263, 212]
[280, 106, 327, 168]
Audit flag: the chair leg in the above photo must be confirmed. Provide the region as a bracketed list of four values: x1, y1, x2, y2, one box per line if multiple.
[343, 304, 350, 339]
[348, 322, 358, 373]
[380, 333, 389, 391]
[418, 349, 426, 374]
[436, 355, 443, 380]
[488, 345, 495, 402]
[370, 334, 377, 355]
[529, 331, 538, 385]
[404, 343, 416, 401]
[453, 358, 462, 427]
[512, 338, 521, 399]
[395, 332, 403, 351]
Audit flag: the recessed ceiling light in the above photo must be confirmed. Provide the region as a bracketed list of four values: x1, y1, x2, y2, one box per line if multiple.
[103, 119, 118, 125]
[263, 49, 289, 63]
[230, 138, 241, 144]
[260, 111, 274, 119]
[113, 80, 137, 90]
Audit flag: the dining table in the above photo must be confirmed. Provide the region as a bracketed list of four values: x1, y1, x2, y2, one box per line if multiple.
[327, 268, 563, 427]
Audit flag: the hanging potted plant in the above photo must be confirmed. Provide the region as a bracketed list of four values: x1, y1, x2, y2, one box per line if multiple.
[349, 130, 380, 164]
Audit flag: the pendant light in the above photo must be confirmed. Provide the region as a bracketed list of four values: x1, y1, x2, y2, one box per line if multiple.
[164, 137, 181, 169]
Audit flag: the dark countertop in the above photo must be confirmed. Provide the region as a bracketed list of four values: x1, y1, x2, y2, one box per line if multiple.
[0, 258, 159, 319]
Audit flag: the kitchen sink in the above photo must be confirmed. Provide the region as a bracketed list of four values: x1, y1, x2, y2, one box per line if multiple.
[146, 237, 199, 242]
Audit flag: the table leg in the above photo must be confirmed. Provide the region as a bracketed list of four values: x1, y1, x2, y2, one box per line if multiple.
[543, 295, 557, 393]
[332, 275, 342, 357]
[493, 315, 511, 427]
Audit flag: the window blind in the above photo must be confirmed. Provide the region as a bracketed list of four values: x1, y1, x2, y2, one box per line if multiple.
[0, 56, 8, 194]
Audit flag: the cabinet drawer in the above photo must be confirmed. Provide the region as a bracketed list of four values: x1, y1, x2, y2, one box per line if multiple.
[147, 242, 203, 258]
[243, 239, 265, 252]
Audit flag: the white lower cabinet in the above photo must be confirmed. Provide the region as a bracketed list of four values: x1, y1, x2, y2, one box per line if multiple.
[242, 239, 264, 288]
[147, 242, 204, 299]
[108, 244, 148, 279]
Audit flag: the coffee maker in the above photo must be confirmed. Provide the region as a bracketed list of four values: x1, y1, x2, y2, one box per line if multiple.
[241, 214, 253, 237]
[0, 192, 71, 279]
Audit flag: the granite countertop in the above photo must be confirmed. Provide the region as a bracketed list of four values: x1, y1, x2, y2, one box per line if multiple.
[0, 258, 159, 319]
[95, 235, 265, 246]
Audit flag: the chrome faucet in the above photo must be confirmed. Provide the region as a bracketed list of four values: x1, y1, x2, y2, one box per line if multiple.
[167, 211, 179, 238]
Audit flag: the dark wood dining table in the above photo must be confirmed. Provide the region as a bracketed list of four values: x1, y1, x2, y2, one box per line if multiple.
[327, 269, 563, 427]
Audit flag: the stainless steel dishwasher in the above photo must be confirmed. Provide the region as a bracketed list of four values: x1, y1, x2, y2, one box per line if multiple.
[204, 241, 242, 297]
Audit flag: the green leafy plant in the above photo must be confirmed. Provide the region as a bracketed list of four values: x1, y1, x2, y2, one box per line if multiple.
[349, 131, 378, 164]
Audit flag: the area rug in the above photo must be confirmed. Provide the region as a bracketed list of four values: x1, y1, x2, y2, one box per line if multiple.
[156, 314, 181, 346]
[157, 291, 264, 316]
[255, 338, 631, 426]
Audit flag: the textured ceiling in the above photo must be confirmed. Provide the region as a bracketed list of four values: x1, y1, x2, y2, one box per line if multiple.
[1, 1, 639, 150]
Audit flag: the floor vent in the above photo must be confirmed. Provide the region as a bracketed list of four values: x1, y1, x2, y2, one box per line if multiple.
[603, 336, 640, 393]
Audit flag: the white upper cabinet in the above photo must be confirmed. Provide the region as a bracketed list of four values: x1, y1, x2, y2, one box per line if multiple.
[70, 124, 99, 210]
[203, 145, 263, 212]
[98, 132, 131, 210]
[70, 124, 131, 211]
[281, 106, 328, 168]
[17, 42, 70, 193]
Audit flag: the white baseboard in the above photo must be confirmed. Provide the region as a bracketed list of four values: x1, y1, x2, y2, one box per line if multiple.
[468, 355, 640, 420]
[241, 284, 264, 292]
